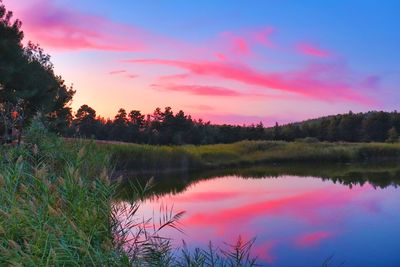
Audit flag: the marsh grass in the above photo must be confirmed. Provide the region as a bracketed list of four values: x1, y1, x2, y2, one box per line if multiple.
[0, 126, 122, 265]
[95, 140, 400, 173]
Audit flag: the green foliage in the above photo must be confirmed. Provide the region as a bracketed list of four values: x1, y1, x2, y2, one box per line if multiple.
[386, 127, 399, 143]
[0, 1, 75, 137]
[0, 128, 121, 265]
[268, 111, 400, 143]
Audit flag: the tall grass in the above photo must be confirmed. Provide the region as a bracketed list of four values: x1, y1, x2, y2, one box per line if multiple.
[0, 122, 123, 266]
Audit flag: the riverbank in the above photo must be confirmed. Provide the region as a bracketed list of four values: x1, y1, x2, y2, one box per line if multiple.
[96, 140, 400, 173]
[0, 126, 259, 266]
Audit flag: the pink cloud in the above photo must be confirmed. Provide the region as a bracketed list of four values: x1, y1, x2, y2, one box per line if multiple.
[185, 104, 215, 111]
[294, 231, 333, 247]
[158, 73, 191, 82]
[152, 84, 243, 97]
[109, 70, 127, 75]
[126, 74, 139, 79]
[215, 28, 274, 59]
[253, 27, 275, 47]
[128, 59, 375, 104]
[215, 52, 227, 61]
[297, 43, 330, 58]
[231, 36, 251, 56]
[151, 83, 295, 101]
[9, 0, 146, 51]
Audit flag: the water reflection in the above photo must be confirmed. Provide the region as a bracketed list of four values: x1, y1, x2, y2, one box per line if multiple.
[116, 163, 400, 266]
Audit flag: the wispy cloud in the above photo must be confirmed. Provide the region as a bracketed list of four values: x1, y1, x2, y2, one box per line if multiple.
[109, 70, 138, 79]
[128, 59, 375, 104]
[151, 83, 294, 101]
[152, 83, 243, 97]
[294, 231, 333, 247]
[296, 43, 330, 58]
[109, 70, 127, 75]
[10, 0, 146, 51]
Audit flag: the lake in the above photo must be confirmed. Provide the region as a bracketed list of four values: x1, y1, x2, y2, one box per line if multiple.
[116, 163, 400, 266]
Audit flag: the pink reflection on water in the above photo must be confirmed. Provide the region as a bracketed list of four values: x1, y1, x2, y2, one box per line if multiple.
[253, 240, 277, 264]
[172, 191, 241, 202]
[294, 231, 334, 247]
[119, 175, 397, 264]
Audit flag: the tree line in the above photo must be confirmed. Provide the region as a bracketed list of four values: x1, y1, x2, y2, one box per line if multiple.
[68, 105, 265, 145]
[68, 105, 400, 144]
[267, 111, 400, 143]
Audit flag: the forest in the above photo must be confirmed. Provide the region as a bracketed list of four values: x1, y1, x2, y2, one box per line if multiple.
[67, 106, 400, 145]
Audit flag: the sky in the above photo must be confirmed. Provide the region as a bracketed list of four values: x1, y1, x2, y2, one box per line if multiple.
[5, 0, 400, 125]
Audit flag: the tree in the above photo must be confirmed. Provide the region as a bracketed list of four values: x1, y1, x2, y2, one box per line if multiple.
[111, 108, 129, 141]
[273, 122, 281, 140]
[386, 127, 398, 143]
[128, 110, 145, 128]
[362, 112, 391, 142]
[0, 1, 75, 140]
[73, 104, 97, 137]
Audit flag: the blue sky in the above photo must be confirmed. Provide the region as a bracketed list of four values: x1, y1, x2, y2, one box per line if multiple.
[7, 0, 400, 124]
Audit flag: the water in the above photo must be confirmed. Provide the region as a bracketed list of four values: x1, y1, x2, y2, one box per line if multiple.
[117, 163, 400, 266]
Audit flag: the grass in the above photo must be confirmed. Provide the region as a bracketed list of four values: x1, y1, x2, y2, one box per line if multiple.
[95, 140, 400, 173]
[0, 125, 123, 266]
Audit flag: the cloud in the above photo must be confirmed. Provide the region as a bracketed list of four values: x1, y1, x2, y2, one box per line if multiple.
[126, 74, 138, 79]
[109, 70, 138, 79]
[253, 27, 275, 47]
[220, 32, 252, 56]
[128, 59, 375, 104]
[151, 83, 295, 102]
[9, 0, 146, 51]
[297, 43, 330, 58]
[185, 104, 215, 111]
[158, 73, 191, 82]
[152, 84, 243, 97]
[213, 27, 275, 60]
[109, 70, 127, 75]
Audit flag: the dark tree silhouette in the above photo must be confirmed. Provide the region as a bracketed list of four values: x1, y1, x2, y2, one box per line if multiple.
[0, 1, 74, 142]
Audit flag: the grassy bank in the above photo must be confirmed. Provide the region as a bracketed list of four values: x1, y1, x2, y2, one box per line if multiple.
[97, 140, 400, 173]
[0, 126, 124, 265]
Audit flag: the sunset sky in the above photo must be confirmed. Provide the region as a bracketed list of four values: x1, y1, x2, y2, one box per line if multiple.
[6, 0, 400, 125]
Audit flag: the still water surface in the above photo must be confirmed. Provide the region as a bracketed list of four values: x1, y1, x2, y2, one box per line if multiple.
[118, 164, 400, 266]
